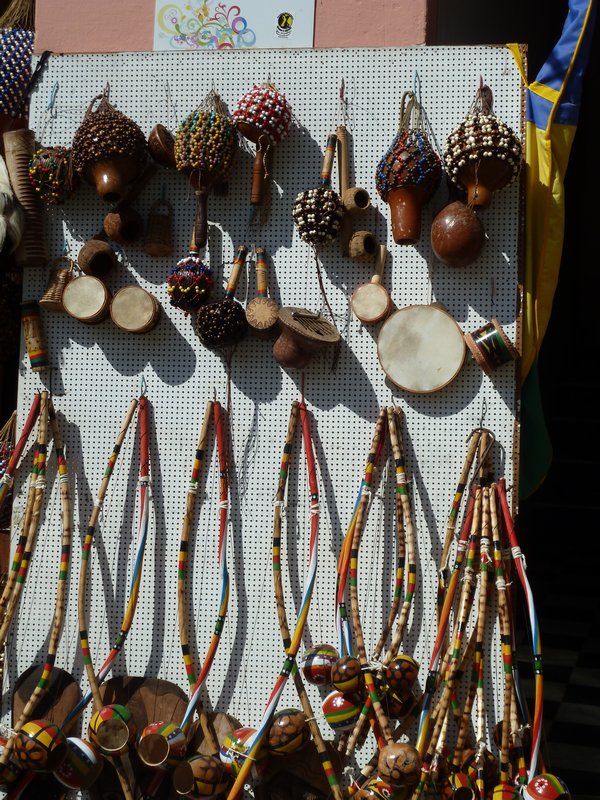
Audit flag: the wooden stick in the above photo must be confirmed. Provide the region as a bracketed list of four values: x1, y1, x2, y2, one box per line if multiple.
[0, 400, 72, 769]
[490, 484, 514, 785]
[0, 392, 49, 648]
[348, 409, 394, 746]
[383, 406, 417, 662]
[176, 399, 219, 754]
[76, 397, 139, 715]
[271, 401, 344, 800]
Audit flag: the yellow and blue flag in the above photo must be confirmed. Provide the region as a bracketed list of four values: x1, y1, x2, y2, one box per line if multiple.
[508, 0, 596, 497]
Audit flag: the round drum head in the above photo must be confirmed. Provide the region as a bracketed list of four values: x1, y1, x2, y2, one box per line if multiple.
[351, 282, 391, 324]
[110, 286, 160, 333]
[377, 304, 466, 393]
[62, 276, 110, 324]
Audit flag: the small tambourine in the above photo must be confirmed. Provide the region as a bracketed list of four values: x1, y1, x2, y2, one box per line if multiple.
[351, 244, 392, 325]
[273, 307, 340, 368]
[464, 319, 519, 375]
[377, 304, 466, 393]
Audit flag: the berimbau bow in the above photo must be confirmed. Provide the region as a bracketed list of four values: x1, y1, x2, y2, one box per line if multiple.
[0, 393, 41, 514]
[178, 399, 230, 738]
[63, 394, 141, 800]
[348, 408, 393, 748]
[226, 398, 319, 800]
[345, 405, 418, 759]
[0, 392, 49, 658]
[63, 395, 139, 726]
[496, 479, 543, 781]
[175, 398, 220, 753]
[415, 430, 493, 755]
[272, 400, 343, 800]
[0, 399, 72, 770]
[382, 405, 417, 664]
[335, 409, 387, 663]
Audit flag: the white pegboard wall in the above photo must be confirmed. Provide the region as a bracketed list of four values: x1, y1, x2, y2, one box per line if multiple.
[6, 46, 521, 792]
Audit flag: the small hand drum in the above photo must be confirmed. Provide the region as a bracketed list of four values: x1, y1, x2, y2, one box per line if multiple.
[110, 286, 161, 334]
[62, 275, 112, 325]
[377, 304, 465, 393]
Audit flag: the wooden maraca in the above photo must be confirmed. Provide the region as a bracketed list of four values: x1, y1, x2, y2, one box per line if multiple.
[351, 243, 392, 325]
[233, 82, 292, 214]
[194, 244, 249, 349]
[245, 246, 279, 338]
[444, 82, 522, 208]
[292, 132, 345, 247]
[376, 90, 442, 244]
[175, 89, 238, 248]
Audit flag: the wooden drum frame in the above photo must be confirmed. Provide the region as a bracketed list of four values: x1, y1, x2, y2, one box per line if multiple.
[377, 304, 466, 393]
[110, 286, 161, 334]
[61, 275, 112, 325]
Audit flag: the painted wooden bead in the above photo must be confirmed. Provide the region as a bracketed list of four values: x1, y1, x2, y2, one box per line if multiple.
[321, 690, 361, 731]
[13, 719, 68, 770]
[267, 709, 310, 755]
[138, 721, 187, 770]
[492, 782, 522, 800]
[440, 771, 476, 800]
[382, 689, 415, 720]
[461, 747, 499, 793]
[331, 655, 362, 693]
[354, 776, 410, 799]
[219, 727, 267, 780]
[173, 753, 229, 798]
[300, 643, 338, 685]
[0, 736, 25, 787]
[523, 774, 571, 800]
[384, 655, 419, 693]
[53, 737, 104, 790]
[88, 703, 136, 756]
[377, 742, 421, 787]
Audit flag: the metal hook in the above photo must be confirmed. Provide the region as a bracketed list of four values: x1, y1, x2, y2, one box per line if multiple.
[139, 375, 147, 397]
[479, 397, 487, 429]
[46, 81, 59, 117]
[412, 70, 422, 103]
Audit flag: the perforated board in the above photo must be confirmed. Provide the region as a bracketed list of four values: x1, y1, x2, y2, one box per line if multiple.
[6, 46, 522, 794]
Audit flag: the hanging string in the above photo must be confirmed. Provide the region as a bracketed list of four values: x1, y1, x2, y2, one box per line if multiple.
[38, 81, 59, 144]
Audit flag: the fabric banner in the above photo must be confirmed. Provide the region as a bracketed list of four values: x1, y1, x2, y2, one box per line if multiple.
[508, 0, 596, 496]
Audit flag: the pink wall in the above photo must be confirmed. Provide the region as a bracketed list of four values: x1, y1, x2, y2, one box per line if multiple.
[35, 0, 429, 53]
